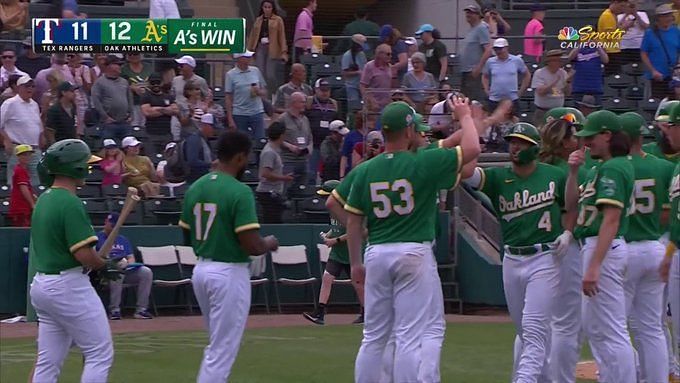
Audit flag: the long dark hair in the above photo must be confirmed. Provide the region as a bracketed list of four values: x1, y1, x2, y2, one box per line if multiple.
[259, 0, 277, 17]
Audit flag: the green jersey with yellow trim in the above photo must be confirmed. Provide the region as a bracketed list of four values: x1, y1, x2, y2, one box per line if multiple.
[670, 164, 680, 246]
[574, 156, 634, 239]
[345, 145, 462, 245]
[625, 153, 675, 242]
[642, 142, 680, 164]
[179, 172, 260, 263]
[328, 218, 349, 264]
[30, 188, 98, 274]
[478, 163, 566, 247]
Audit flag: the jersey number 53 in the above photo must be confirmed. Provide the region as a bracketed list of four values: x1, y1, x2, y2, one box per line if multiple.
[370, 180, 414, 218]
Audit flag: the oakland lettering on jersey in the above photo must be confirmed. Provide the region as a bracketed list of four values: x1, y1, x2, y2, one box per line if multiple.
[499, 182, 556, 221]
[671, 173, 680, 201]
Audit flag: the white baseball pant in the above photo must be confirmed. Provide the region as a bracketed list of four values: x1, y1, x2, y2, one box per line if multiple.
[503, 249, 558, 383]
[550, 241, 583, 383]
[355, 242, 434, 383]
[581, 237, 636, 383]
[670, 251, 680, 377]
[625, 240, 668, 382]
[30, 267, 114, 383]
[192, 260, 251, 383]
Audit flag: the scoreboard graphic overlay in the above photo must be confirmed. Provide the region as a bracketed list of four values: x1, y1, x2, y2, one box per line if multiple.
[32, 18, 246, 54]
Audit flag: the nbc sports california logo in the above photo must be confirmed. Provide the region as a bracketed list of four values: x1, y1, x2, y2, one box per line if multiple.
[557, 25, 625, 49]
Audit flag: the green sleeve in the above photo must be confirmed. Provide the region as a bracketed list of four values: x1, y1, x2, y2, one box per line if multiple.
[659, 160, 675, 209]
[233, 188, 261, 234]
[63, 197, 97, 254]
[418, 145, 463, 190]
[332, 170, 355, 206]
[479, 167, 496, 200]
[595, 163, 626, 209]
[345, 166, 367, 216]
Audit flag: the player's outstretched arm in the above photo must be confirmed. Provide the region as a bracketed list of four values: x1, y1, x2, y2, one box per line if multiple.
[238, 230, 279, 255]
[74, 246, 106, 270]
[449, 97, 481, 164]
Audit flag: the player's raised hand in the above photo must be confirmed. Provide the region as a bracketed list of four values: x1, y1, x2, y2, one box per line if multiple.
[582, 265, 600, 297]
[448, 95, 471, 120]
[568, 147, 586, 171]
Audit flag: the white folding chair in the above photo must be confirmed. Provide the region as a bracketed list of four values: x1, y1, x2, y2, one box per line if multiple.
[138, 246, 191, 315]
[270, 245, 318, 313]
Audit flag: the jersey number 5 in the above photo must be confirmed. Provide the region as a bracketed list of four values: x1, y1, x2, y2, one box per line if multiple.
[193, 203, 217, 241]
[370, 180, 414, 218]
[633, 179, 655, 215]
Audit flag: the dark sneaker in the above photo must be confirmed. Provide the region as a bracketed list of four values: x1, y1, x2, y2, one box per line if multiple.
[302, 311, 325, 325]
[133, 310, 153, 320]
[109, 310, 121, 320]
[352, 313, 364, 325]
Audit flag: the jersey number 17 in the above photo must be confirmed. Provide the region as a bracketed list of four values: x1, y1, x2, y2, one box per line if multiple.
[193, 203, 217, 241]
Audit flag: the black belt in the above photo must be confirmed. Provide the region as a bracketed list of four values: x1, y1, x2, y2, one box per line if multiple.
[505, 243, 552, 256]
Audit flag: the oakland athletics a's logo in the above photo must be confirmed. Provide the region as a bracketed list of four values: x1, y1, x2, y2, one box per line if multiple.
[141, 20, 167, 43]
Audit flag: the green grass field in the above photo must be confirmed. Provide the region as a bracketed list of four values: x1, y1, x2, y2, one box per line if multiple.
[1, 323, 593, 382]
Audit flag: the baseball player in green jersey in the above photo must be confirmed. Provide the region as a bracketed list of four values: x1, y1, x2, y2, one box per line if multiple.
[29, 139, 115, 383]
[643, 99, 680, 164]
[303, 180, 365, 325]
[345, 99, 481, 383]
[567, 110, 636, 383]
[465, 122, 568, 383]
[179, 131, 279, 383]
[619, 112, 675, 382]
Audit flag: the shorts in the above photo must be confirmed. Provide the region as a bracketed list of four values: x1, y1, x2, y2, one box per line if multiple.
[325, 259, 351, 278]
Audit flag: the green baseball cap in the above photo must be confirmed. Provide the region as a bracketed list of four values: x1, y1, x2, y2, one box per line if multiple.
[381, 101, 416, 132]
[655, 100, 680, 122]
[544, 107, 586, 127]
[669, 102, 680, 124]
[317, 180, 340, 196]
[414, 113, 431, 133]
[504, 122, 540, 145]
[618, 112, 647, 139]
[574, 110, 622, 137]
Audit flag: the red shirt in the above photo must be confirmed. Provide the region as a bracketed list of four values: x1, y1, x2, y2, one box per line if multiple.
[9, 164, 33, 214]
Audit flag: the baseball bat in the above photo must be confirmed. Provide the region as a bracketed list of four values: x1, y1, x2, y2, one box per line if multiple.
[96, 187, 140, 260]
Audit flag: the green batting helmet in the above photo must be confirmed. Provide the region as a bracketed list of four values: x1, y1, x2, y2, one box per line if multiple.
[38, 139, 100, 186]
[317, 180, 340, 196]
[544, 107, 586, 128]
[655, 100, 680, 123]
[504, 123, 540, 164]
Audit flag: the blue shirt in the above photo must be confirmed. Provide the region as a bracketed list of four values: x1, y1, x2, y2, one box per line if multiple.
[96, 231, 133, 261]
[224, 66, 266, 116]
[460, 23, 490, 73]
[482, 54, 526, 101]
[341, 50, 367, 88]
[571, 47, 604, 94]
[184, 132, 214, 183]
[640, 27, 680, 80]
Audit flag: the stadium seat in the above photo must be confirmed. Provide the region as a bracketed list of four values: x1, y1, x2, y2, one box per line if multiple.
[35, 185, 48, 196]
[131, 126, 149, 140]
[252, 137, 268, 151]
[622, 62, 643, 78]
[150, 153, 165, 166]
[447, 53, 459, 67]
[249, 253, 271, 313]
[640, 98, 660, 113]
[298, 196, 330, 224]
[77, 184, 102, 199]
[312, 63, 342, 80]
[0, 200, 9, 217]
[102, 184, 128, 198]
[143, 198, 182, 225]
[288, 184, 317, 201]
[86, 166, 104, 184]
[605, 74, 634, 90]
[624, 85, 644, 101]
[175, 245, 199, 312]
[108, 198, 143, 225]
[138, 246, 192, 315]
[82, 199, 110, 226]
[299, 53, 332, 67]
[241, 167, 259, 186]
[603, 98, 637, 113]
[317, 244, 352, 286]
[0, 185, 9, 199]
[325, 75, 345, 88]
[159, 183, 188, 198]
[270, 245, 318, 313]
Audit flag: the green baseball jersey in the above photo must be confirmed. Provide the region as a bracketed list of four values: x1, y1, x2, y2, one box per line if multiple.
[345, 146, 462, 245]
[478, 163, 566, 247]
[574, 156, 634, 239]
[179, 172, 260, 263]
[643, 142, 680, 164]
[328, 217, 349, 264]
[670, 164, 680, 246]
[30, 188, 98, 274]
[332, 165, 361, 207]
[625, 153, 675, 242]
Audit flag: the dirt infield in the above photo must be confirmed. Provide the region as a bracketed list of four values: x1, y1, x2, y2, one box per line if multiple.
[0, 314, 511, 340]
[576, 361, 598, 381]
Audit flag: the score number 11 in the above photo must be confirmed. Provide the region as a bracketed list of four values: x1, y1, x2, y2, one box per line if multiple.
[71, 21, 132, 41]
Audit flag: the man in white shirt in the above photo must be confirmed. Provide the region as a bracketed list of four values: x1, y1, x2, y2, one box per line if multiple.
[531, 50, 571, 126]
[428, 93, 455, 136]
[0, 75, 44, 186]
[149, 0, 180, 19]
[0, 47, 28, 91]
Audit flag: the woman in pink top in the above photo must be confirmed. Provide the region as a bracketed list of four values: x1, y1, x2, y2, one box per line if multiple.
[523, 3, 546, 63]
[99, 139, 126, 186]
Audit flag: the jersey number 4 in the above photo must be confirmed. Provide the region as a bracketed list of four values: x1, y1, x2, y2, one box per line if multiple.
[193, 203, 217, 241]
[370, 180, 414, 218]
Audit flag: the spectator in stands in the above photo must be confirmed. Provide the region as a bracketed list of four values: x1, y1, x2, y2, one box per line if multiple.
[248, 0, 288, 93]
[0, 73, 19, 105]
[482, 38, 530, 113]
[294, 0, 317, 59]
[320, 120, 347, 182]
[185, 113, 216, 183]
[122, 136, 160, 197]
[416, 23, 448, 84]
[0, 46, 26, 91]
[568, 46, 608, 108]
[402, 52, 437, 112]
[155, 142, 186, 192]
[523, 3, 546, 64]
[45, 82, 78, 144]
[149, 0, 180, 19]
[482, 99, 518, 153]
[67, 53, 92, 135]
[279, 92, 313, 189]
[617, 0, 649, 65]
[8, 144, 35, 227]
[205, 90, 226, 132]
[91, 56, 133, 142]
[460, 4, 492, 103]
[0, 75, 42, 186]
[404, 37, 418, 72]
[379, 25, 408, 86]
[531, 50, 571, 126]
[91, 54, 107, 79]
[341, 34, 368, 110]
[96, 212, 153, 320]
[672, 0, 680, 25]
[256, 121, 293, 224]
[340, 112, 370, 178]
[16, 37, 50, 80]
[99, 139, 125, 187]
[575, 94, 602, 117]
[306, 78, 339, 181]
[141, 72, 178, 138]
[61, 0, 87, 19]
[225, 51, 268, 140]
[423, 94, 439, 117]
[0, 0, 28, 45]
[483, 4, 511, 38]
[171, 55, 210, 104]
[361, 43, 393, 113]
[177, 81, 207, 139]
[428, 92, 455, 137]
[39, 69, 63, 124]
[641, 4, 680, 100]
[274, 63, 313, 114]
[352, 130, 384, 168]
[122, 53, 153, 128]
[341, 8, 380, 53]
[34, 54, 74, 103]
[599, 0, 628, 76]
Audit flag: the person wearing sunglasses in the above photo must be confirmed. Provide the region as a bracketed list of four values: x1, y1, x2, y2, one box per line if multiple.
[0, 46, 27, 92]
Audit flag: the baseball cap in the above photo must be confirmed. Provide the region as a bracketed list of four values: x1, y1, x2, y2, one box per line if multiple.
[367, 130, 384, 144]
[105, 55, 124, 66]
[164, 142, 177, 151]
[655, 3, 674, 15]
[317, 180, 340, 196]
[404, 37, 417, 46]
[669, 102, 680, 124]
[352, 34, 367, 45]
[314, 78, 330, 88]
[575, 94, 602, 109]
[14, 144, 34, 156]
[575, 110, 622, 137]
[103, 139, 118, 149]
[175, 55, 196, 67]
[329, 120, 349, 135]
[200, 113, 214, 125]
[381, 101, 416, 132]
[106, 212, 120, 225]
[148, 72, 163, 84]
[463, 4, 482, 14]
[17, 75, 32, 86]
[414, 113, 431, 133]
[655, 100, 679, 122]
[57, 81, 78, 93]
[380, 25, 394, 40]
[618, 112, 647, 138]
[415, 24, 435, 35]
[121, 136, 141, 148]
[233, 51, 255, 59]
[493, 38, 509, 48]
